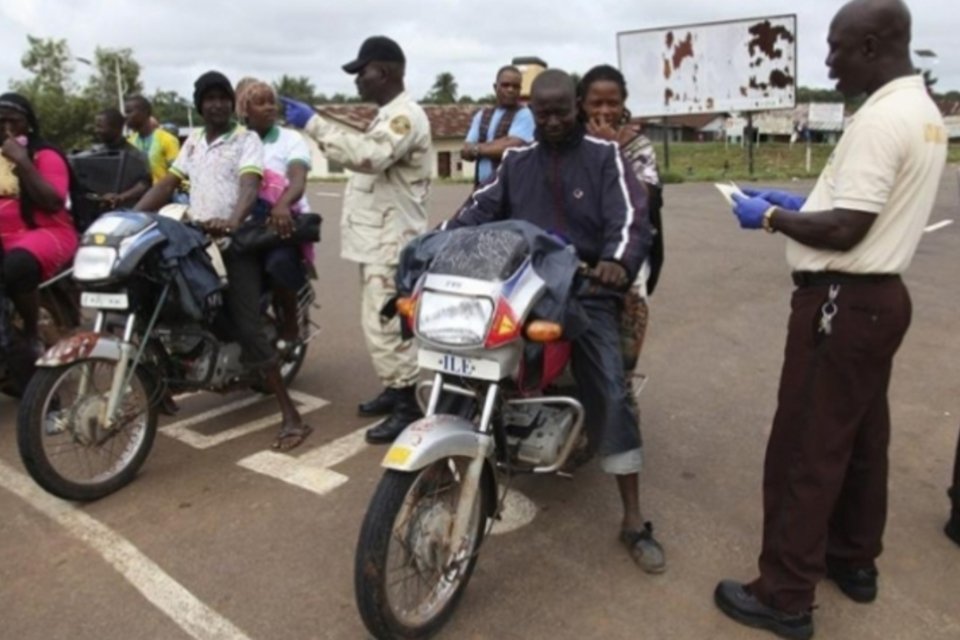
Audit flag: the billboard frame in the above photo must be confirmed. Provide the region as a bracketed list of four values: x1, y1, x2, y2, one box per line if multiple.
[616, 14, 799, 175]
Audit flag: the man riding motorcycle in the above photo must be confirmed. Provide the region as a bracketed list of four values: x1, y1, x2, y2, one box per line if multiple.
[133, 70, 312, 451]
[442, 69, 665, 572]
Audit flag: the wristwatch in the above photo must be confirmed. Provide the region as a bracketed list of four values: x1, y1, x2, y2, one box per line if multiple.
[762, 207, 778, 234]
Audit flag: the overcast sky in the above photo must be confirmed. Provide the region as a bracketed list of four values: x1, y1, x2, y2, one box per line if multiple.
[1, 0, 955, 108]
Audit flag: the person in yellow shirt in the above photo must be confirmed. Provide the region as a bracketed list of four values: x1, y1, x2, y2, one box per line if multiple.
[125, 95, 180, 183]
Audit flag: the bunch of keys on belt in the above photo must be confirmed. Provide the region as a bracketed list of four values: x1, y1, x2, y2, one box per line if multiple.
[818, 285, 840, 335]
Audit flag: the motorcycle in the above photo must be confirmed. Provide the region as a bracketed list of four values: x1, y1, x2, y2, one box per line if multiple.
[16, 209, 320, 501]
[0, 269, 79, 397]
[354, 226, 592, 639]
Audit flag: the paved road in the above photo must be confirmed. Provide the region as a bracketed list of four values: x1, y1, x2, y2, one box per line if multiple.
[1, 174, 958, 640]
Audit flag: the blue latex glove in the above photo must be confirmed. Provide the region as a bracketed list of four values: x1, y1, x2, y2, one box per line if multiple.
[742, 187, 806, 212]
[279, 96, 315, 129]
[731, 193, 773, 230]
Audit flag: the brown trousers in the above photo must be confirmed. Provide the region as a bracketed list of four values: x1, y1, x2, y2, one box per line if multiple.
[750, 277, 912, 613]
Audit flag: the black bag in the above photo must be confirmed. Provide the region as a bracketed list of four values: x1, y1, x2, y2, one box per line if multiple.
[68, 149, 150, 232]
[230, 213, 322, 253]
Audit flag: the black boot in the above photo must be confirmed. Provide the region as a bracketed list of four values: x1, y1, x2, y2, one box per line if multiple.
[948, 431, 960, 546]
[358, 387, 401, 417]
[365, 386, 423, 444]
[947, 487, 960, 547]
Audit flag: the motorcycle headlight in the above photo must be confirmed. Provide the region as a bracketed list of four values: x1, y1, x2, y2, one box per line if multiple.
[417, 291, 494, 347]
[73, 246, 117, 281]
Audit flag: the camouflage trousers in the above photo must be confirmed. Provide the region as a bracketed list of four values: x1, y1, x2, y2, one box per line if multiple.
[360, 263, 419, 389]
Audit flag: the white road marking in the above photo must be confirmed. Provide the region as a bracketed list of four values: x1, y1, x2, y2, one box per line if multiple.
[236, 424, 370, 495]
[0, 459, 251, 640]
[490, 489, 538, 535]
[925, 219, 954, 233]
[313, 191, 341, 198]
[161, 390, 328, 450]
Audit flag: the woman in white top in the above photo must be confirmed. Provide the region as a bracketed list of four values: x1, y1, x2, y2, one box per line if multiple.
[240, 80, 312, 346]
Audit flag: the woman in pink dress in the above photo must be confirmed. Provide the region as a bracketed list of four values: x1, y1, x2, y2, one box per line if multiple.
[0, 93, 78, 350]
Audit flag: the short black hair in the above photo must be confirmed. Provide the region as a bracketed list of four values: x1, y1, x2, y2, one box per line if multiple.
[495, 65, 521, 82]
[531, 68, 575, 98]
[98, 107, 126, 129]
[124, 94, 152, 114]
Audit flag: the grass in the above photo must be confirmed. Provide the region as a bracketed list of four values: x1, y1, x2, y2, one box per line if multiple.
[661, 141, 960, 184]
[309, 142, 960, 185]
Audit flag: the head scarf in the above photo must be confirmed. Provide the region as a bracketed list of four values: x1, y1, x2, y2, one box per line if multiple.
[0, 92, 41, 138]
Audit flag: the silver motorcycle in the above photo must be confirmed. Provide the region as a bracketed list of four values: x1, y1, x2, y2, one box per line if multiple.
[16, 209, 319, 501]
[354, 227, 588, 639]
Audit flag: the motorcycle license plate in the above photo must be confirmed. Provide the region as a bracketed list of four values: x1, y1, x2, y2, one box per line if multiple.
[418, 349, 501, 381]
[81, 292, 129, 310]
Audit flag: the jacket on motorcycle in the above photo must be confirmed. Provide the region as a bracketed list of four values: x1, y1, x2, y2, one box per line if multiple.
[444, 124, 652, 281]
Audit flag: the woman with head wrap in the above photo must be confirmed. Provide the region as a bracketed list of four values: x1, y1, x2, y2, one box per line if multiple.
[0, 93, 78, 352]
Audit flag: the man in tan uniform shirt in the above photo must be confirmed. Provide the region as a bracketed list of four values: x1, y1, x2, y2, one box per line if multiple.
[714, 2, 948, 639]
[282, 36, 431, 443]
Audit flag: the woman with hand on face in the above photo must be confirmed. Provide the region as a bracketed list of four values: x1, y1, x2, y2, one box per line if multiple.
[0, 93, 77, 356]
[578, 65, 665, 388]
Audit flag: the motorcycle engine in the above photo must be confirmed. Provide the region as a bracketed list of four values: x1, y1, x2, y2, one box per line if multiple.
[503, 404, 575, 467]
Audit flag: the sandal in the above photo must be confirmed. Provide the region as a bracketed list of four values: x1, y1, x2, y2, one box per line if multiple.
[271, 424, 313, 451]
[620, 521, 666, 574]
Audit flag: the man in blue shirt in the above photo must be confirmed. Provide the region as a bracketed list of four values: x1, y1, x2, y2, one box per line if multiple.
[461, 65, 535, 186]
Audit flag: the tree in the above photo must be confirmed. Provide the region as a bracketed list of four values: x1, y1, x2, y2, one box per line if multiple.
[424, 72, 458, 104]
[83, 47, 143, 109]
[151, 89, 192, 126]
[9, 35, 95, 151]
[457, 95, 476, 104]
[273, 75, 317, 104]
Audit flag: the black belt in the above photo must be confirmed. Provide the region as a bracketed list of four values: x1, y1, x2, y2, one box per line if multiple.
[791, 271, 899, 287]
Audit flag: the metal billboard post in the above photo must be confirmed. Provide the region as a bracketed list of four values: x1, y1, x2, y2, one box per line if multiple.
[746, 112, 755, 176]
[662, 116, 671, 171]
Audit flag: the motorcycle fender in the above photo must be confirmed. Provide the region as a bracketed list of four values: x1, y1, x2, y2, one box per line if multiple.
[37, 331, 124, 367]
[382, 415, 493, 472]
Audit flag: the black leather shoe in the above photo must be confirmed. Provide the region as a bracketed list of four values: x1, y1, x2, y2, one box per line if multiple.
[947, 487, 960, 547]
[358, 388, 400, 417]
[365, 387, 423, 444]
[826, 561, 878, 603]
[714, 580, 813, 640]
[946, 513, 960, 547]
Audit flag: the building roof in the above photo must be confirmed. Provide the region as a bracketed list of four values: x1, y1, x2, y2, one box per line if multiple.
[937, 100, 960, 117]
[315, 102, 484, 140]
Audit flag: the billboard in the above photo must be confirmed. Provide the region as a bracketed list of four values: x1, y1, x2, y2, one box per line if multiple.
[617, 15, 797, 117]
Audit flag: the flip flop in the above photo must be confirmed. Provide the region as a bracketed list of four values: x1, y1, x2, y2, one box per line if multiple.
[271, 424, 313, 451]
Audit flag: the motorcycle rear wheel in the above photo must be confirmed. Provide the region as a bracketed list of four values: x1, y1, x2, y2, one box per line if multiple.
[355, 457, 489, 640]
[17, 358, 158, 501]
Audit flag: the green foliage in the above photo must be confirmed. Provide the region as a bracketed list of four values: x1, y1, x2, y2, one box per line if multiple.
[424, 72, 458, 104]
[83, 47, 143, 109]
[150, 89, 192, 126]
[273, 75, 317, 104]
[457, 95, 476, 104]
[9, 35, 96, 151]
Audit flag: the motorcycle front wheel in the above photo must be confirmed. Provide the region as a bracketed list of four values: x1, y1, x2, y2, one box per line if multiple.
[17, 358, 158, 501]
[355, 456, 490, 640]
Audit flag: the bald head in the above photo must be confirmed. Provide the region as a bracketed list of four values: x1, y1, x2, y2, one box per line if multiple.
[827, 0, 916, 97]
[531, 69, 576, 102]
[530, 69, 579, 144]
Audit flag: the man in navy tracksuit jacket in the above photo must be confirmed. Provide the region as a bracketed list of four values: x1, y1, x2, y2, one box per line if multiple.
[444, 69, 666, 573]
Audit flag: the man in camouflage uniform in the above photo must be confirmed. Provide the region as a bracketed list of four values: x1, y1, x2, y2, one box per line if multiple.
[282, 36, 432, 443]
